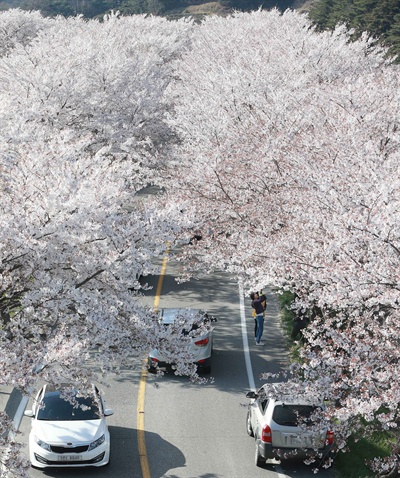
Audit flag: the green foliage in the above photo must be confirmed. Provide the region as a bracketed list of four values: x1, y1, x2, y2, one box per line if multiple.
[309, 0, 400, 62]
[335, 433, 395, 478]
[353, 0, 400, 36]
[276, 290, 305, 360]
[120, 0, 185, 15]
[226, 0, 292, 11]
[308, 0, 334, 29]
[0, 0, 21, 7]
[386, 13, 400, 59]
[276, 289, 295, 328]
[120, 0, 166, 15]
[0, 0, 300, 17]
[5, 0, 119, 17]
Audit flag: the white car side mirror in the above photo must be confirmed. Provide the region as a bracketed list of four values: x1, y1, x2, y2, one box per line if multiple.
[246, 391, 258, 399]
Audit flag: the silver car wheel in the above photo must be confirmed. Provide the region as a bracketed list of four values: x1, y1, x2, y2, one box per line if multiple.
[246, 411, 254, 437]
[255, 438, 264, 467]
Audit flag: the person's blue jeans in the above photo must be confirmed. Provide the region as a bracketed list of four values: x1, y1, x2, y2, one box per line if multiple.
[255, 314, 264, 343]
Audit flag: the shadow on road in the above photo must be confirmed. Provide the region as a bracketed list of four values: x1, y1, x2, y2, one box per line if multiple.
[37, 425, 185, 478]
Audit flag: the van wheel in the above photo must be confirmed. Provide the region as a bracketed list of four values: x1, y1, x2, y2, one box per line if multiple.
[246, 411, 254, 437]
[255, 439, 264, 467]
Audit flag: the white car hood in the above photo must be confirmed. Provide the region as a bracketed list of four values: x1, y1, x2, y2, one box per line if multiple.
[33, 419, 105, 444]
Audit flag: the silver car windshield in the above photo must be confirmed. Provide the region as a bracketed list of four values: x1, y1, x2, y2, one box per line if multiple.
[272, 405, 320, 427]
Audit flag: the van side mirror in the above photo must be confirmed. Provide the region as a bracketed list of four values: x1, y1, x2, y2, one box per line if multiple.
[24, 410, 35, 418]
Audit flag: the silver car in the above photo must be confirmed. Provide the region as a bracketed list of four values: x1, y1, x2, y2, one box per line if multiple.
[148, 308, 217, 374]
[246, 384, 334, 467]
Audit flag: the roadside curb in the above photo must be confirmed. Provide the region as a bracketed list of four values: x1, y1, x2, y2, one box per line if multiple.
[1, 389, 28, 477]
[4, 388, 22, 420]
[2, 388, 28, 431]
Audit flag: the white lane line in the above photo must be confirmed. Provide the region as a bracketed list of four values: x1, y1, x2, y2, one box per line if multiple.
[239, 279, 256, 391]
[239, 281, 287, 478]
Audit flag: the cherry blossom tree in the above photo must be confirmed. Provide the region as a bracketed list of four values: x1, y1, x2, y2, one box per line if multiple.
[161, 8, 400, 473]
[2, 6, 400, 476]
[0, 10, 195, 477]
[0, 8, 52, 57]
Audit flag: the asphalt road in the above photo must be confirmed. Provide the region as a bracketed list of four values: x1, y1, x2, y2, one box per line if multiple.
[15, 254, 331, 478]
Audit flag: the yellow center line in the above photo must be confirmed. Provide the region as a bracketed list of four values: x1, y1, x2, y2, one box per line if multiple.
[137, 245, 170, 478]
[137, 369, 150, 478]
[153, 244, 170, 312]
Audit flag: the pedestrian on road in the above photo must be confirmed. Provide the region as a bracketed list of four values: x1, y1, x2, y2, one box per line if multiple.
[250, 290, 267, 345]
[251, 293, 266, 338]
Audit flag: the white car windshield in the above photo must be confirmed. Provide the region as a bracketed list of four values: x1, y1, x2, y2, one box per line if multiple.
[37, 392, 101, 421]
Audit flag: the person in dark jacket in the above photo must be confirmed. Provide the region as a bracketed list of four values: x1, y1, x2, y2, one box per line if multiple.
[250, 291, 267, 345]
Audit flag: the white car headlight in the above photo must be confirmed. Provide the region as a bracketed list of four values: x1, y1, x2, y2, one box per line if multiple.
[88, 434, 105, 451]
[34, 435, 51, 452]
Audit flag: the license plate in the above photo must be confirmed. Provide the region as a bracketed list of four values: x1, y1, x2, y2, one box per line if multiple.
[290, 434, 316, 447]
[290, 435, 303, 445]
[289, 433, 312, 445]
[57, 455, 82, 461]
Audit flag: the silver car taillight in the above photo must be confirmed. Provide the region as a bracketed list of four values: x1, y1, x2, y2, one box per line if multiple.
[261, 424, 272, 443]
[194, 337, 209, 347]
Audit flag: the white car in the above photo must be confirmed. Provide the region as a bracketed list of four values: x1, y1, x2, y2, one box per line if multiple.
[148, 308, 217, 374]
[246, 384, 334, 467]
[24, 384, 114, 468]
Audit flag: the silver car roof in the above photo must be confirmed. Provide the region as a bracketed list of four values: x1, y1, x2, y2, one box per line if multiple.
[258, 383, 323, 406]
[158, 308, 204, 324]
